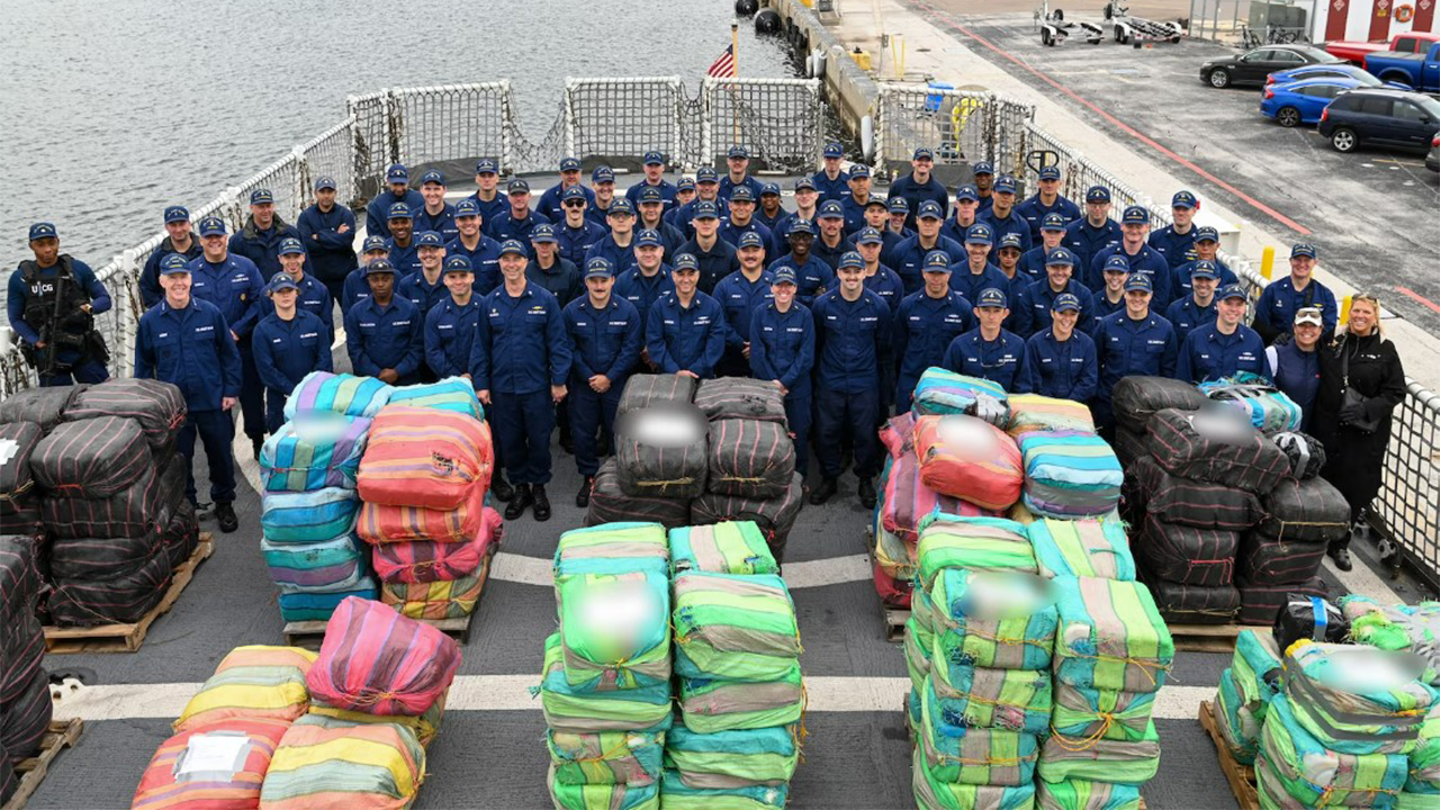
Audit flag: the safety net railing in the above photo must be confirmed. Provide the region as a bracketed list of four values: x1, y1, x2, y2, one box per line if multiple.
[701, 77, 823, 172]
[874, 84, 1036, 179]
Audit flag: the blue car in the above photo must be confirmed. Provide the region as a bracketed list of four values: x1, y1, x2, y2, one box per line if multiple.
[1265, 63, 1384, 88]
[1261, 77, 1364, 127]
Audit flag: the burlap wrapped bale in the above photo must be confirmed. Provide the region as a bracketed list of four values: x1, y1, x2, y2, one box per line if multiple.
[879, 451, 994, 546]
[616, 407, 708, 499]
[585, 458, 691, 529]
[694, 377, 787, 424]
[47, 550, 173, 626]
[49, 528, 163, 580]
[31, 415, 149, 498]
[919, 683, 1039, 785]
[617, 373, 697, 418]
[1145, 408, 1290, 494]
[1036, 721, 1161, 786]
[1258, 476, 1351, 543]
[706, 419, 794, 499]
[669, 521, 778, 576]
[1053, 575, 1174, 693]
[1, 670, 52, 763]
[1239, 532, 1328, 586]
[910, 746, 1035, 810]
[1136, 514, 1238, 586]
[1006, 393, 1095, 436]
[1257, 692, 1408, 809]
[914, 414, 1023, 510]
[1029, 517, 1136, 580]
[691, 473, 804, 557]
[283, 371, 393, 420]
[43, 466, 165, 540]
[1141, 571, 1240, 625]
[1215, 629, 1283, 765]
[1112, 375, 1207, 432]
[1284, 642, 1434, 755]
[63, 378, 186, 457]
[911, 367, 1009, 418]
[1237, 576, 1325, 626]
[1113, 426, 1149, 469]
[1051, 682, 1156, 744]
[1036, 780, 1142, 810]
[0, 385, 83, 432]
[1123, 455, 1260, 531]
[0, 422, 42, 507]
[930, 567, 1057, 671]
[930, 661, 1052, 735]
[161, 500, 200, 571]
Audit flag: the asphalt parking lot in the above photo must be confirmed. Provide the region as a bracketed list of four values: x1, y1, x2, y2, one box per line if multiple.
[903, 2, 1440, 334]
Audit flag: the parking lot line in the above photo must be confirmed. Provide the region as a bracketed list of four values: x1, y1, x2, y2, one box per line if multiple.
[1395, 286, 1440, 315]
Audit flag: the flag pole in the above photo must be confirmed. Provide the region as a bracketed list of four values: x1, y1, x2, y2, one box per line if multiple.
[731, 23, 740, 147]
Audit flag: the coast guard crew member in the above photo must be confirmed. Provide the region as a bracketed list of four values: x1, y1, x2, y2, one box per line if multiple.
[527, 224, 582, 306]
[141, 206, 203, 309]
[1252, 242, 1337, 342]
[1018, 214, 1071, 280]
[229, 188, 301, 280]
[943, 287, 1026, 391]
[809, 251, 891, 508]
[773, 177, 818, 248]
[487, 179, 550, 248]
[413, 171, 458, 244]
[187, 216, 265, 456]
[384, 203, 422, 279]
[980, 176, 1032, 252]
[555, 186, 607, 267]
[264, 237, 333, 340]
[467, 158, 510, 226]
[625, 150, 678, 212]
[888, 147, 949, 230]
[1169, 226, 1237, 300]
[971, 161, 996, 213]
[537, 157, 596, 224]
[893, 250, 973, 413]
[886, 197, 915, 241]
[587, 198, 639, 276]
[678, 201, 739, 294]
[948, 223, 1007, 304]
[343, 259, 423, 385]
[718, 145, 765, 201]
[471, 240, 571, 523]
[756, 183, 786, 233]
[635, 186, 686, 258]
[1014, 247, 1094, 339]
[1019, 292, 1097, 401]
[365, 163, 424, 239]
[840, 164, 875, 235]
[1016, 165, 1081, 242]
[446, 199, 502, 295]
[397, 231, 449, 320]
[645, 255, 726, 379]
[614, 238, 675, 322]
[1149, 190, 1200, 268]
[847, 197, 896, 254]
[810, 201, 850, 272]
[587, 165, 618, 228]
[564, 257, 642, 508]
[714, 231, 774, 377]
[812, 142, 850, 205]
[993, 233, 1032, 329]
[719, 187, 776, 257]
[941, 185, 983, 245]
[1089, 255, 1130, 334]
[766, 219, 833, 307]
[883, 200, 964, 294]
[8, 222, 112, 386]
[855, 227, 905, 313]
[297, 177, 357, 309]
[1087, 206, 1171, 307]
[342, 236, 390, 314]
[135, 254, 241, 532]
[1164, 260, 1221, 340]
[669, 167, 727, 239]
[1063, 186, 1122, 271]
[1091, 273, 1178, 431]
[252, 272, 331, 432]
[1177, 284, 1269, 384]
[673, 177, 698, 217]
[749, 266, 816, 478]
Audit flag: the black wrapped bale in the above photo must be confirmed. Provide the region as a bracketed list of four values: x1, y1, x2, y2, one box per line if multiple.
[1136, 514, 1239, 586]
[1238, 576, 1327, 626]
[47, 550, 173, 626]
[1123, 455, 1260, 530]
[0, 670, 52, 763]
[1, 610, 43, 707]
[1273, 593, 1348, 651]
[692, 473, 805, 561]
[585, 458, 691, 529]
[0, 422, 43, 502]
[617, 373, 697, 418]
[31, 416, 149, 498]
[1112, 376, 1208, 432]
[0, 535, 45, 705]
[1114, 426, 1149, 468]
[42, 466, 165, 540]
[161, 500, 201, 571]
[1271, 431, 1326, 480]
[706, 418, 795, 498]
[695, 377, 787, 424]
[49, 529, 164, 581]
[0, 385, 84, 433]
[64, 378, 186, 457]
[1239, 532, 1328, 586]
[615, 407, 709, 499]
[1258, 476, 1351, 543]
[0, 739, 14, 803]
[0, 503, 41, 535]
[1141, 570, 1240, 625]
[1146, 408, 1290, 494]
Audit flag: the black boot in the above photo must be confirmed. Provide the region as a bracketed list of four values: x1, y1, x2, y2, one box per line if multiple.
[858, 476, 877, 509]
[251, 437, 265, 462]
[809, 477, 838, 505]
[576, 476, 595, 508]
[504, 484, 532, 520]
[1329, 545, 1353, 572]
[533, 485, 552, 522]
[215, 502, 239, 533]
[491, 471, 515, 503]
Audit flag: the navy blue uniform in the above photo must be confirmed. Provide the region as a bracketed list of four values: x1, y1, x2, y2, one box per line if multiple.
[713, 269, 775, 377]
[1017, 246, 1061, 282]
[810, 235, 852, 275]
[750, 301, 816, 475]
[365, 189, 424, 238]
[948, 262, 1009, 306]
[646, 291, 726, 378]
[765, 254, 834, 308]
[718, 175, 765, 202]
[849, 228, 907, 259]
[670, 197, 729, 240]
[888, 174, 949, 231]
[446, 236, 503, 296]
[527, 259, 583, 307]
[1063, 218, 1122, 272]
[1014, 279, 1096, 339]
[258, 274, 334, 342]
[586, 235, 639, 278]
[641, 221, 688, 259]
[678, 238, 740, 295]
[1015, 195, 1081, 242]
[1089, 293, 1126, 335]
[140, 238, 203, 309]
[614, 266, 675, 321]
[563, 295, 643, 477]
[1087, 244, 1172, 307]
[134, 297, 241, 504]
[864, 265, 906, 314]
[253, 310, 332, 431]
[398, 271, 448, 319]
[1267, 341, 1321, 429]
[811, 170, 850, 206]
[341, 268, 374, 315]
[229, 218, 301, 282]
[413, 204, 459, 245]
[537, 183, 596, 224]
[297, 204, 358, 305]
[942, 328, 1026, 392]
[556, 220, 608, 268]
[882, 235, 965, 294]
[755, 206, 786, 233]
[718, 220, 777, 259]
[7, 257, 113, 385]
[424, 296, 482, 379]
[386, 238, 423, 280]
[187, 253, 265, 440]
[981, 210, 1033, 253]
[840, 195, 876, 236]
[486, 209, 551, 248]
[1148, 224, 1198, 269]
[1169, 259, 1237, 302]
[625, 180, 679, 212]
[1020, 328, 1098, 401]
[1164, 296, 1218, 342]
[772, 210, 812, 247]
[343, 296, 424, 384]
[1254, 277, 1338, 339]
[1092, 310, 1179, 426]
[1176, 323, 1270, 384]
[812, 288, 891, 479]
[465, 191, 510, 227]
[940, 218, 981, 246]
[893, 290, 973, 412]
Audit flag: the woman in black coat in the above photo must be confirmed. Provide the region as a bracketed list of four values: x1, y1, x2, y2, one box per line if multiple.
[1311, 294, 1406, 571]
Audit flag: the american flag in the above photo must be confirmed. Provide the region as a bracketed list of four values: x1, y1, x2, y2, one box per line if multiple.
[707, 45, 737, 78]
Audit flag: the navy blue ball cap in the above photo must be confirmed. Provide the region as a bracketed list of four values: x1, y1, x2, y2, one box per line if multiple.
[916, 200, 944, 220]
[697, 167, 719, 183]
[693, 201, 720, 220]
[385, 164, 408, 183]
[998, 233, 1025, 251]
[638, 185, 665, 204]
[977, 288, 1008, 308]
[314, 176, 337, 192]
[965, 223, 994, 245]
[507, 178, 530, 194]
[529, 224, 558, 244]
[475, 158, 499, 174]
[1171, 190, 1198, 209]
[887, 196, 909, 213]
[856, 227, 884, 246]
[1124, 273, 1153, 293]
[728, 145, 750, 159]
[913, 147, 934, 160]
[737, 231, 766, 250]
[1121, 205, 1149, 225]
[677, 177, 696, 191]
[1052, 292, 1082, 313]
[761, 182, 781, 197]
[362, 235, 388, 253]
[159, 254, 189, 275]
[729, 186, 756, 203]
[1189, 260, 1219, 279]
[922, 250, 951, 272]
[163, 206, 189, 224]
[1038, 166, 1062, 181]
[420, 170, 445, 186]
[444, 255, 474, 274]
[197, 216, 226, 237]
[823, 142, 844, 158]
[954, 185, 979, 203]
[772, 266, 798, 285]
[278, 237, 305, 255]
[1291, 242, 1317, 259]
[1041, 213, 1068, 232]
[1218, 283, 1247, 301]
[365, 259, 396, 276]
[584, 257, 614, 279]
[972, 161, 994, 175]
[415, 231, 445, 247]
[1103, 255, 1131, 274]
[562, 186, 587, 202]
[794, 176, 816, 192]
[498, 239, 526, 256]
[387, 202, 412, 220]
[673, 253, 700, 272]
[591, 165, 615, 183]
[1194, 226, 1220, 243]
[608, 198, 635, 216]
[993, 176, 1018, 195]
[849, 164, 871, 178]
[268, 272, 299, 293]
[838, 251, 865, 270]
[250, 188, 274, 205]
[635, 229, 663, 248]
[559, 156, 581, 172]
[1044, 247, 1076, 267]
[818, 200, 844, 219]
[786, 219, 815, 237]
[643, 150, 665, 166]
[1085, 186, 1111, 203]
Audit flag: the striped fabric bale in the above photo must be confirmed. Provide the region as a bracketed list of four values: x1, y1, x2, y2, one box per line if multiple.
[0, 535, 43, 702]
[1122, 455, 1260, 531]
[920, 680, 1039, 786]
[1143, 575, 1240, 625]
[1006, 393, 1095, 436]
[260, 413, 371, 493]
[905, 616, 933, 694]
[42, 466, 165, 540]
[0, 385, 82, 432]
[260, 487, 359, 544]
[47, 551, 172, 626]
[669, 521, 778, 576]
[617, 373, 697, 418]
[1136, 514, 1238, 586]
[873, 552, 913, 610]
[910, 746, 1035, 810]
[1408, 711, 1440, 793]
[130, 717, 291, 810]
[1343, 597, 1440, 684]
[1237, 577, 1326, 626]
[658, 771, 788, 809]
[381, 573, 484, 620]
[586, 459, 693, 529]
[356, 482, 487, 545]
[1145, 408, 1291, 495]
[1258, 476, 1351, 543]
[1113, 426, 1149, 469]
[549, 769, 660, 810]
[261, 534, 367, 594]
[557, 570, 672, 691]
[1111, 375, 1208, 432]
[694, 377, 787, 424]
[1036, 779, 1142, 810]
[874, 513, 917, 588]
[48, 526, 161, 581]
[930, 568, 1058, 671]
[305, 596, 461, 716]
[555, 522, 670, 578]
[1271, 430, 1327, 480]
[258, 714, 424, 810]
[912, 366, 1009, 417]
[1215, 629, 1283, 765]
[1020, 430, 1123, 519]
[672, 572, 800, 683]
[914, 515, 1035, 593]
[1053, 576, 1174, 694]
[1029, 517, 1136, 581]
[31, 416, 149, 498]
[64, 378, 186, 456]
[0, 422, 42, 507]
[930, 660, 1052, 735]
[690, 473, 804, 554]
[357, 405, 492, 510]
[174, 646, 318, 732]
[384, 377, 483, 418]
[308, 693, 447, 749]
[615, 406, 709, 500]
[1239, 532, 1328, 586]
[705, 419, 795, 499]
[371, 506, 500, 584]
[677, 664, 803, 734]
[1051, 682, 1157, 745]
[546, 727, 664, 787]
[1, 670, 51, 763]
[914, 414, 1023, 510]
[539, 633, 673, 733]
[283, 371, 393, 420]
[1257, 693, 1409, 809]
[276, 578, 377, 623]
[1290, 642, 1438, 756]
[880, 411, 918, 459]
[1199, 373, 1304, 433]
[665, 724, 798, 789]
[881, 452, 994, 546]
[1036, 721, 1161, 785]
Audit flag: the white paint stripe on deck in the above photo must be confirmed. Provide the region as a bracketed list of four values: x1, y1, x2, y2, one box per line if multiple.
[1324, 553, 1403, 605]
[487, 551, 873, 589]
[51, 677, 1214, 722]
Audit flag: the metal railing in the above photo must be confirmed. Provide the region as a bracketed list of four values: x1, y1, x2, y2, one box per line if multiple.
[874, 84, 1037, 181]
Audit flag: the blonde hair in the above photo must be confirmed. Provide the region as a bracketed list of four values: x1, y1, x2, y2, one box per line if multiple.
[1341, 294, 1384, 340]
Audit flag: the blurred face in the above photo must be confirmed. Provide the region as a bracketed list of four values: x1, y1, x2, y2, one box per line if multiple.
[1042, 230, 1063, 249]
[251, 202, 275, 227]
[694, 217, 718, 238]
[271, 288, 299, 311]
[1086, 200, 1110, 223]
[789, 232, 813, 258]
[389, 218, 412, 241]
[1290, 255, 1315, 281]
[819, 217, 842, 238]
[498, 253, 526, 280]
[1046, 263, 1072, 288]
[795, 188, 817, 209]
[29, 237, 59, 265]
[1294, 320, 1322, 348]
[200, 233, 228, 258]
[772, 281, 796, 307]
[280, 252, 305, 278]
[730, 200, 754, 224]
[1125, 289, 1151, 317]
[457, 214, 480, 237]
[923, 270, 950, 296]
[165, 220, 192, 243]
[421, 183, 445, 208]
[837, 266, 863, 293]
[858, 241, 882, 264]
[161, 271, 191, 304]
[917, 217, 940, 239]
[975, 305, 1007, 331]
[1052, 308, 1079, 336]
[966, 243, 990, 265]
[609, 212, 634, 236]
[1122, 222, 1147, 245]
[445, 271, 473, 298]
[997, 247, 1021, 270]
[673, 269, 699, 295]
[1349, 299, 1378, 334]
[738, 245, 764, 270]
[1192, 276, 1217, 300]
[586, 275, 614, 299]
[1104, 269, 1128, 293]
[476, 172, 498, 192]
[849, 176, 871, 197]
[727, 156, 749, 175]
[636, 244, 662, 270]
[1217, 296, 1246, 327]
[1173, 206, 1195, 227]
[419, 245, 443, 269]
[1196, 239, 1218, 260]
[974, 173, 993, 191]
[367, 272, 395, 298]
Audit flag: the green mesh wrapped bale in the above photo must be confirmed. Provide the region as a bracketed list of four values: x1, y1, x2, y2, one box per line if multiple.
[1053, 576, 1174, 694]
[931, 567, 1058, 671]
[658, 769, 788, 809]
[1409, 710, 1440, 793]
[906, 618, 934, 694]
[547, 727, 665, 787]
[548, 765, 660, 810]
[908, 686, 924, 741]
[911, 587, 939, 657]
[1216, 629, 1283, 765]
[664, 724, 798, 788]
[669, 522, 778, 576]
[911, 745, 1037, 810]
[920, 676, 1039, 786]
[555, 522, 670, 578]
[557, 570, 671, 691]
[1342, 595, 1440, 685]
[915, 515, 1036, 593]
[1028, 517, 1137, 581]
[1036, 720, 1160, 786]
[1284, 642, 1435, 755]
[1036, 779, 1142, 810]
[1396, 793, 1440, 810]
[1256, 692, 1408, 810]
[678, 665, 803, 734]
[673, 572, 800, 682]
[930, 660, 1051, 736]
[1050, 683, 1156, 744]
[539, 633, 673, 733]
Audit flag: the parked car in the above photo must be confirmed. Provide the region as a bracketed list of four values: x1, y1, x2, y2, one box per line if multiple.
[1201, 45, 1345, 89]
[1261, 77, 1366, 127]
[1265, 63, 1399, 89]
[1318, 88, 1440, 153]
[1364, 42, 1440, 93]
[1429, 132, 1440, 173]
[1325, 31, 1440, 65]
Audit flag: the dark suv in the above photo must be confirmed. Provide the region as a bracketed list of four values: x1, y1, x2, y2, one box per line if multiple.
[1317, 88, 1440, 153]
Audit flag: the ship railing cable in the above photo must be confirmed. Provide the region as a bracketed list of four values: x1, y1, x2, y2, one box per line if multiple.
[699, 77, 823, 173]
[564, 77, 689, 171]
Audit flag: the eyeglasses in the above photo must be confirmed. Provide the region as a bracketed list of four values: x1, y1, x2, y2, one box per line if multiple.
[564, 201, 586, 208]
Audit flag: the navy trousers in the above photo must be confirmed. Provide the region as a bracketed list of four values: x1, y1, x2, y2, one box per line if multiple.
[39, 358, 109, 387]
[814, 386, 880, 480]
[178, 408, 237, 504]
[491, 389, 556, 486]
[237, 340, 266, 441]
[264, 389, 287, 434]
[785, 394, 812, 481]
[568, 380, 623, 478]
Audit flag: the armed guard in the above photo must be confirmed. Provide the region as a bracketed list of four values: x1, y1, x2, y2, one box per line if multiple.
[8, 222, 112, 386]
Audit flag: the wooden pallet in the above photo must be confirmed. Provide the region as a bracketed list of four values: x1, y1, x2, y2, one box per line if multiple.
[883, 605, 910, 644]
[3, 718, 83, 810]
[283, 544, 495, 650]
[1170, 622, 1251, 654]
[44, 535, 215, 654]
[1198, 700, 1260, 810]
